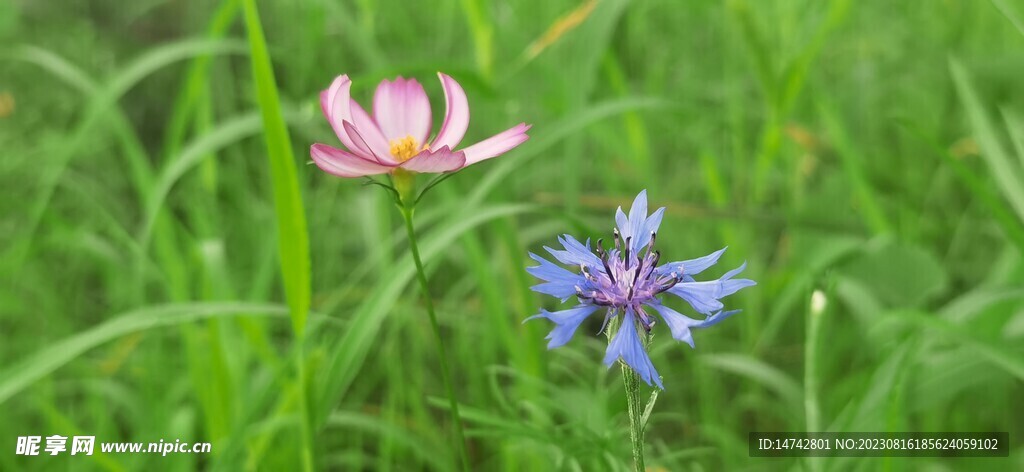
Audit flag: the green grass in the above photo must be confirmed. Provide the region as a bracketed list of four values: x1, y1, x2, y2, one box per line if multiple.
[2, 0, 1023, 470]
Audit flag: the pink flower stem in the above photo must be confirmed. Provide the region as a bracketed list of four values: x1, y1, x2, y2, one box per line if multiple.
[399, 203, 471, 472]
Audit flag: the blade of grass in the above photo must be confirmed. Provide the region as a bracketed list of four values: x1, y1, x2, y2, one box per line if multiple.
[0, 303, 288, 406]
[602, 51, 652, 181]
[242, 0, 311, 337]
[458, 0, 494, 79]
[876, 310, 1024, 380]
[7, 44, 239, 311]
[162, 0, 241, 161]
[242, 1, 314, 470]
[140, 111, 265, 248]
[3, 38, 247, 268]
[700, 353, 803, 413]
[820, 103, 892, 234]
[949, 57, 1024, 222]
[777, 0, 850, 114]
[901, 123, 1024, 254]
[1002, 108, 1024, 169]
[517, 0, 599, 68]
[990, 0, 1024, 37]
[9, 46, 151, 249]
[728, 0, 776, 101]
[328, 412, 453, 472]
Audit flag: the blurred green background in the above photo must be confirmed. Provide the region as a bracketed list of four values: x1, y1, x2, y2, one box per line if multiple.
[2, 0, 1023, 470]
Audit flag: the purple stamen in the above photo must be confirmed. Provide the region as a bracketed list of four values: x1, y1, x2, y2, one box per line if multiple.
[647, 251, 662, 279]
[601, 256, 616, 285]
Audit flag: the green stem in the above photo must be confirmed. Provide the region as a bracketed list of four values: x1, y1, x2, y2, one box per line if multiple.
[623, 358, 646, 472]
[804, 290, 826, 472]
[399, 204, 471, 472]
[607, 314, 648, 472]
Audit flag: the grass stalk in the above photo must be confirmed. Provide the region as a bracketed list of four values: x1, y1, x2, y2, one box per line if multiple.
[241, 0, 314, 469]
[804, 289, 825, 472]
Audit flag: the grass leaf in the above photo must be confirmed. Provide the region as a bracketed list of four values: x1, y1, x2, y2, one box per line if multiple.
[990, 0, 1024, 37]
[0, 303, 287, 406]
[949, 57, 1024, 222]
[242, 0, 311, 336]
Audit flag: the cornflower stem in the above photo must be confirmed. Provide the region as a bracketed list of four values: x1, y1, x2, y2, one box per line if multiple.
[399, 203, 471, 472]
[607, 314, 652, 472]
[623, 357, 646, 472]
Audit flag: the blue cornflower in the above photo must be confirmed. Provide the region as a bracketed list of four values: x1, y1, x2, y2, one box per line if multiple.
[526, 190, 755, 389]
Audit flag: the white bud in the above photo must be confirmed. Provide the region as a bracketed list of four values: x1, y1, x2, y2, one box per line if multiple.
[810, 290, 827, 317]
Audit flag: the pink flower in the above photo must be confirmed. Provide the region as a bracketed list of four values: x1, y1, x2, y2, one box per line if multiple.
[311, 73, 531, 177]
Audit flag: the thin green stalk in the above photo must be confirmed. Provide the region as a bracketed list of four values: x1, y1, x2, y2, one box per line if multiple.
[606, 314, 649, 472]
[805, 290, 825, 472]
[399, 203, 471, 472]
[623, 358, 646, 472]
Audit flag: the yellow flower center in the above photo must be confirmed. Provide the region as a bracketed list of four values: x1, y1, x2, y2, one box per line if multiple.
[388, 135, 423, 162]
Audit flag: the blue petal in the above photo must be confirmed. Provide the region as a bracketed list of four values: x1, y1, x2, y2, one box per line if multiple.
[666, 262, 755, 314]
[614, 190, 668, 254]
[603, 309, 663, 389]
[655, 247, 727, 277]
[635, 207, 665, 250]
[544, 234, 602, 268]
[666, 281, 725, 314]
[525, 305, 601, 349]
[615, 207, 629, 239]
[526, 252, 585, 300]
[647, 302, 744, 348]
[525, 252, 577, 283]
[720, 261, 756, 297]
[647, 302, 701, 348]
[697, 309, 742, 328]
[627, 190, 648, 249]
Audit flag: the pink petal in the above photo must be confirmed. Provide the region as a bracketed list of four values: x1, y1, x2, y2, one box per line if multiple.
[349, 101, 397, 163]
[319, 75, 394, 163]
[342, 120, 395, 166]
[328, 96, 371, 158]
[320, 75, 347, 120]
[399, 145, 467, 173]
[460, 123, 532, 165]
[320, 75, 370, 159]
[431, 73, 470, 151]
[373, 77, 432, 145]
[310, 143, 395, 177]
